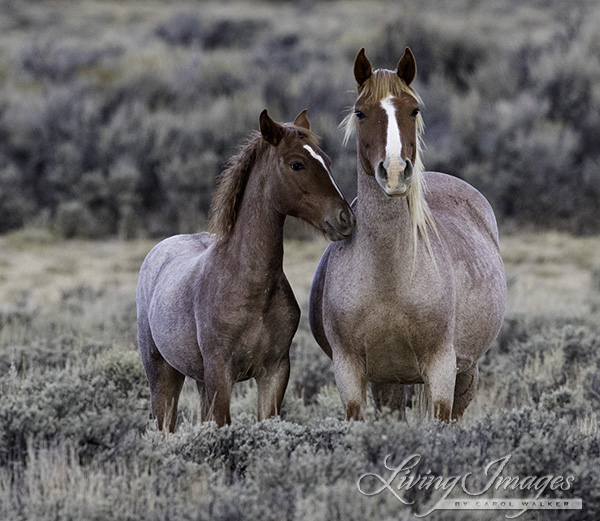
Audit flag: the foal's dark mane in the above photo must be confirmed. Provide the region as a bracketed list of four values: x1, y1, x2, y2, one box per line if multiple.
[208, 125, 319, 239]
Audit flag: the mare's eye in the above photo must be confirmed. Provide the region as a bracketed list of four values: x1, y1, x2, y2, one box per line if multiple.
[355, 110, 366, 120]
[411, 108, 420, 118]
[290, 162, 304, 171]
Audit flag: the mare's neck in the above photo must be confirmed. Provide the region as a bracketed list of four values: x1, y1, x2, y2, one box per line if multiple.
[218, 158, 286, 287]
[355, 162, 414, 256]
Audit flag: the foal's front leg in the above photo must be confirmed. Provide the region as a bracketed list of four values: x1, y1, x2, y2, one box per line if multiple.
[256, 356, 290, 421]
[371, 382, 406, 420]
[201, 359, 234, 427]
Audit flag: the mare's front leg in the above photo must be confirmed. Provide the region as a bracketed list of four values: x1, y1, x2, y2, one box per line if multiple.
[423, 346, 457, 422]
[333, 351, 367, 421]
[256, 355, 290, 421]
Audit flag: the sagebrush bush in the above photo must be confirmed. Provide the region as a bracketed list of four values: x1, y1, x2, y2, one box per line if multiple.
[2, 0, 600, 237]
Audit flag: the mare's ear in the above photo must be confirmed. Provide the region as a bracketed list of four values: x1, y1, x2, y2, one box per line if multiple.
[293, 109, 310, 130]
[353, 48, 372, 90]
[260, 109, 285, 146]
[397, 47, 417, 86]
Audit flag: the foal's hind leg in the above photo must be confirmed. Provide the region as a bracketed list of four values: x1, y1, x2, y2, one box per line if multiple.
[452, 364, 479, 421]
[371, 382, 406, 420]
[139, 323, 185, 432]
[256, 356, 290, 421]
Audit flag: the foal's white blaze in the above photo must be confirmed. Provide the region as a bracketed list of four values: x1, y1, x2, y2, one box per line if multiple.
[380, 95, 406, 190]
[303, 144, 344, 198]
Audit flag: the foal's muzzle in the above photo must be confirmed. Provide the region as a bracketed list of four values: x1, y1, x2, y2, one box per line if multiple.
[376, 158, 414, 197]
[324, 206, 356, 241]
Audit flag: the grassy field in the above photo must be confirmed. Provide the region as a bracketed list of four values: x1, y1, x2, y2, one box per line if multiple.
[0, 229, 599, 520]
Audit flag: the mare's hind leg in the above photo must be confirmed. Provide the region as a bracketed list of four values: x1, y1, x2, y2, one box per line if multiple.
[452, 364, 479, 421]
[256, 356, 290, 421]
[371, 382, 406, 420]
[333, 353, 367, 421]
[149, 361, 185, 432]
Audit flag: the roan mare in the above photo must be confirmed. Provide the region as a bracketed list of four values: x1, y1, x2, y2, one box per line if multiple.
[138, 109, 355, 430]
[309, 48, 506, 422]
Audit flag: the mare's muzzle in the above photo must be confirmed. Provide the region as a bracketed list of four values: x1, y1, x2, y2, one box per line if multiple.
[324, 206, 356, 241]
[376, 158, 413, 197]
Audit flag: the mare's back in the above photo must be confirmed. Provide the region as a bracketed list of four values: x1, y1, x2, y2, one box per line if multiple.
[424, 172, 500, 252]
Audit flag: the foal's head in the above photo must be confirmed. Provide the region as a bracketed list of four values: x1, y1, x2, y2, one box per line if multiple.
[259, 110, 355, 240]
[209, 110, 355, 241]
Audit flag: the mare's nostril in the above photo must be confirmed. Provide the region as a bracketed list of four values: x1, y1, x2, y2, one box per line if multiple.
[404, 159, 414, 179]
[377, 161, 387, 181]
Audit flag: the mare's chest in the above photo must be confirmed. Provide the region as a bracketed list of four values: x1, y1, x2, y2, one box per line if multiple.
[323, 244, 455, 351]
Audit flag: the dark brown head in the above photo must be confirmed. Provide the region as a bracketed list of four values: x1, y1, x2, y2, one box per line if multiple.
[209, 110, 355, 241]
[256, 109, 355, 240]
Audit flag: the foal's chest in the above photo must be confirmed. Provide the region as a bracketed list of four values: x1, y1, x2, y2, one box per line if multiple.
[209, 285, 300, 378]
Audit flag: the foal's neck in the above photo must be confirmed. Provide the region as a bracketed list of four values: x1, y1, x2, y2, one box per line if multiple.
[218, 158, 286, 287]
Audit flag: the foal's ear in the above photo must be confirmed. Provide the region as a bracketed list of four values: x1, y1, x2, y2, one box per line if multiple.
[397, 47, 417, 86]
[293, 109, 310, 130]
[259, 109, 285, 147]
[353, 48, 372, 90]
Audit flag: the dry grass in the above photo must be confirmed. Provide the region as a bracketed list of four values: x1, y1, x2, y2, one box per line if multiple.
[501, 231, 600, 319]
[3, 228, 599, 320]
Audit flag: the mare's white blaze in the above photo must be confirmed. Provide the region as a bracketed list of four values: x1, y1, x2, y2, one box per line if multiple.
[303, 144, 344, 198]
[380, 95, 405, 189]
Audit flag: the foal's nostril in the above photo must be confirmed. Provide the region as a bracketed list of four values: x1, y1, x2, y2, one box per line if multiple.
[338, 208, 355, 230]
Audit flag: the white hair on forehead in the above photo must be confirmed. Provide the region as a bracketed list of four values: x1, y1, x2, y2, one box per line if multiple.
[303, 144, 344, 198]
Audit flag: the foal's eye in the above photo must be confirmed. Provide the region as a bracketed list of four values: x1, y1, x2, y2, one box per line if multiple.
[290, 162, 305, 171]
[411, 108, 420, 118]
[355, 110, 366, 120]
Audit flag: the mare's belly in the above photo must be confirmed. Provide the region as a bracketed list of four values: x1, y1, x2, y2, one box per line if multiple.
[364, 337, 424, 384]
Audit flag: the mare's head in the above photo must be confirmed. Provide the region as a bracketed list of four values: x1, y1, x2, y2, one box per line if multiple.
[343, 47, 436, 246]
[209, 110, 355, 241]
[344, 47, 423, 197]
